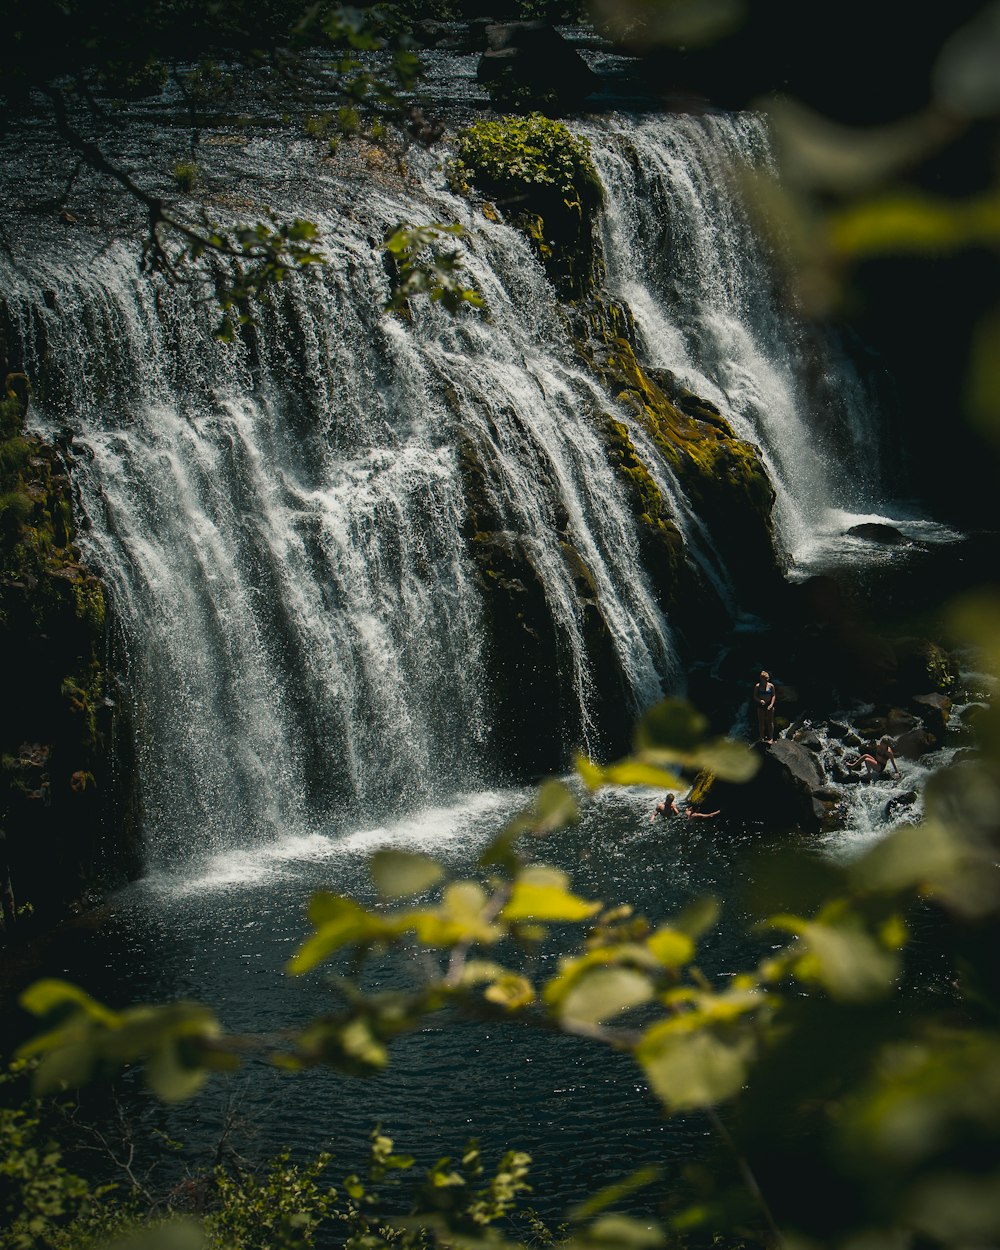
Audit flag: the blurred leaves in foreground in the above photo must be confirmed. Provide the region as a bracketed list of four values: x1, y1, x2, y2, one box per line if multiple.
[10, 675, 1000, 1247]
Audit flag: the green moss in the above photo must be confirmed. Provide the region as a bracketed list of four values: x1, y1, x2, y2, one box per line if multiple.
[573, 303, 780, 606]
[449, 114, 603, 297]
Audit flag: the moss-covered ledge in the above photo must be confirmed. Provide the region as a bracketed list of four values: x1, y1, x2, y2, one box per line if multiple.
[449, 113, 604, 299]
[0, 372, 130, 942]
[573, 300, 782, 615]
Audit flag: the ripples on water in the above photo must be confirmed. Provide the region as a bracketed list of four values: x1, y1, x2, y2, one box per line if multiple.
[33, 785, 782, 1213]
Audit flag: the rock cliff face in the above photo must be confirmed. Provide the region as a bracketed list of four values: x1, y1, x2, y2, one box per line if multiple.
[450, 115, 782, 767]
[0, 369, 129, 940]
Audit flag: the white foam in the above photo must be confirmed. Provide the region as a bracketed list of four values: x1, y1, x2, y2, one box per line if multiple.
[140, 789, 525, 898]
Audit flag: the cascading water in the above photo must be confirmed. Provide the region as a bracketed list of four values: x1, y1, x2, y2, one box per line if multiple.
[585, 112, 884, 562]
[1, 109, 886, 867]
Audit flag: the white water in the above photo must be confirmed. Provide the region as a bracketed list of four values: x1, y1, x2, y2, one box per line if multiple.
[586, 113, 888, 565]
[1, 112, 899, 866]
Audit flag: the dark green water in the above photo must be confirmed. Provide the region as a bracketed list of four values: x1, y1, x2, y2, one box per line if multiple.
[10, 784, 786, 1215]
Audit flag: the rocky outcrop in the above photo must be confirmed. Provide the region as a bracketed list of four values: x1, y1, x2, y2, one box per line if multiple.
[448, 116, 784, 717]
[847, 522, 906, 545]
[0, 372, 128, 940]
[574, 301, 781, 624]
[456, 434, 632, 776]
[449, 113, 605, 299]
[477, 21, 599, 114]
[694, 738, 831, 833]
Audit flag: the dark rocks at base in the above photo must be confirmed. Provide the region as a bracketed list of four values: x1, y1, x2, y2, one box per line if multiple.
[477, 22, 599, 113]
[886, 707, 919, 734]
[846, 522, 907, 545]
[894, 638, 956, 696]
[911, 692, 952, 739]
[699, 738, 829, 833]
[894, 726, 936, 760]
[885, 790, 918, 820]
[792, 727, 822, 752]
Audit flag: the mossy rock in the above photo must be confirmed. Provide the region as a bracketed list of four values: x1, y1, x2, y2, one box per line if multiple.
[576, 305, 780, 614]
[450, 113, 604, 298]
[456, 434, 633, 773]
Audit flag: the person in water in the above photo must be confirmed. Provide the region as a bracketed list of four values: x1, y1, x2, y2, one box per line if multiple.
[753, 670, 776, 743]
[846, 737, 901, 779]
[650, 792, 681, 822]
[650, 793, 722, 822]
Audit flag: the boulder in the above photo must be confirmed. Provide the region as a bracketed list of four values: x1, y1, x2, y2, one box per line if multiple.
[847, 522, 906, 545]
[894, 637, 956, 695]
[827, 720, 851, 739]
[885, 790, 918, 820]
[886, 707, 919, 734]
[477, 21, 599, 112]
[792, 728, 823, 752]
[911, 692, 952, 739]
[894, 727, 935, 760]
[699, 738, 827, 833]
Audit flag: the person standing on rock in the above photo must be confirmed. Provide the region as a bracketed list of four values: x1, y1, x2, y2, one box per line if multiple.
[754, 670, 776, 743]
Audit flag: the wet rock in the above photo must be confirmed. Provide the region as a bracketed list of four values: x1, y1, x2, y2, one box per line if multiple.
[911, 692, 952, 739]
[885, 790, 918, 819]
[792, 727, 822, 752]
[477, 21, 598, 113]
[699, 738, 827, 832]
[827, 720, 851, 739]
[894, 637, 956, 695]
[886, 707, 919, 734]
[813, 786, 842, 802]
[894, 727, 935, 760]
[847, 522, 906, 544]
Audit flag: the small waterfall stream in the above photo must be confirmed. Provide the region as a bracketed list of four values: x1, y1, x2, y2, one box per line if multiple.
[587, 112, 883, 560]
[1, 111, 887, 866]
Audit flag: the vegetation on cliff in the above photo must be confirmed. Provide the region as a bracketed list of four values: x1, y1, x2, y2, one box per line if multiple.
[450, 114, 604, 297]
[0, 376, 117, 938]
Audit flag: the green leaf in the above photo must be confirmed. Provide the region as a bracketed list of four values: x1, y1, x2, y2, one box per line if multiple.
[147, 1039, 210, 1103]
[672, 896, 720, 940]
[646, 926, 695, 968]
[635, 699, 708, 754]
[636, 1025, 753, 1111]
[289, 897, 384, 975]
[559, 966, 654, 1026]
[574, 755, 686, 792]
[370, 850, 443, 900]
[770, 913, 900, 1000]
[586, 1214, 666, 1248]
[570, 1164, 660, 1221]
[19, 980, 119, 1027]
[502, 866, 601, 923]
[693, 739, 760, 782]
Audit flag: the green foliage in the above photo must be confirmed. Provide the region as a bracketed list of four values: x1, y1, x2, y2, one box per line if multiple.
[0, 1062, 121, 1250]
[383, 224, 485, 316]
[171, 163, 199, 194]
[450, 115, 603, 214]
[205, 1152, 338, 1250]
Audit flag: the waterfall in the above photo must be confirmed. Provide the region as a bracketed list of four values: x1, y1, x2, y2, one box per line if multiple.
[584, 112, 883, 563]
[1, 110, 875, 864]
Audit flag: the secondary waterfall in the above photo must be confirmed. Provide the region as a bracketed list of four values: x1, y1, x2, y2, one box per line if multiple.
[1, 111, 881, 864]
